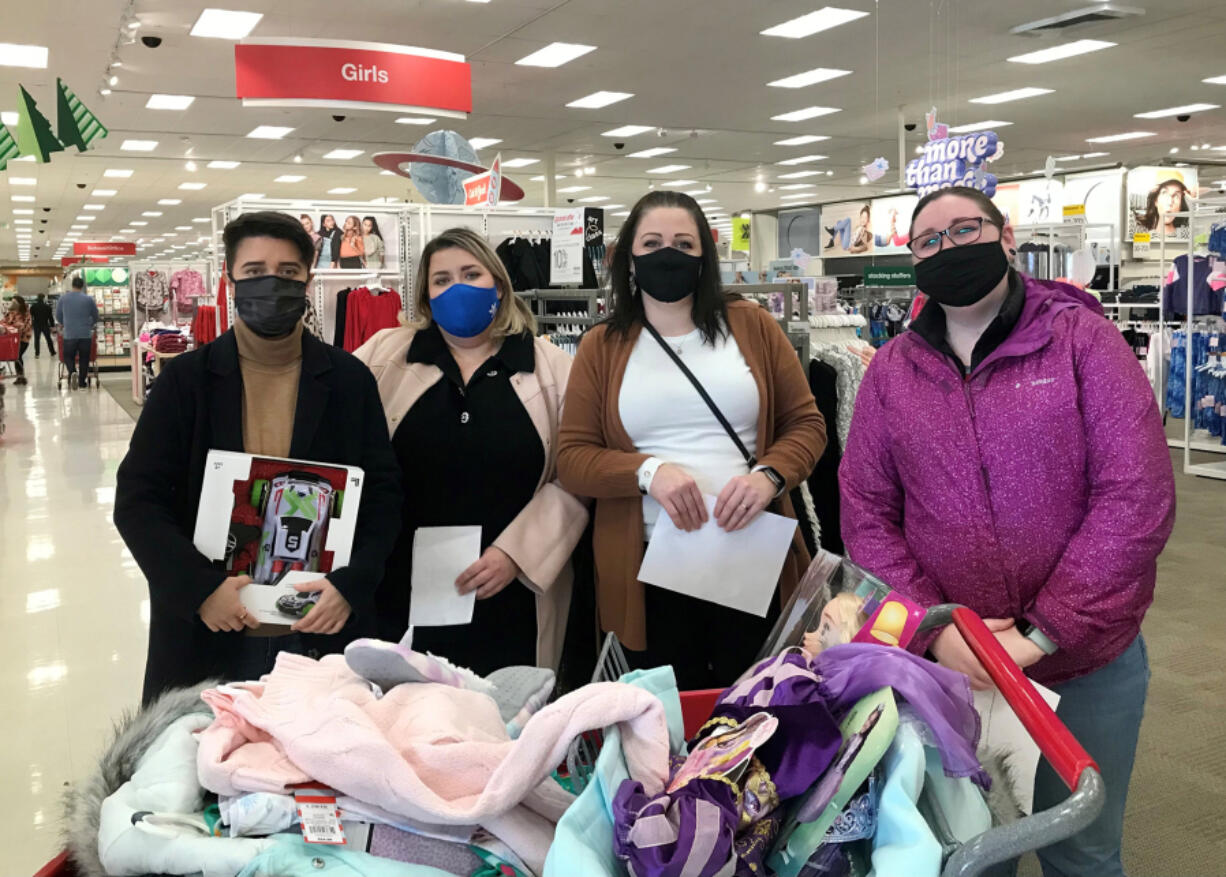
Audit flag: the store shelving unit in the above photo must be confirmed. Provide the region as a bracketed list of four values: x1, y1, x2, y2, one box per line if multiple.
[77, 265, 133, 372]
[733, 281, 811, 363]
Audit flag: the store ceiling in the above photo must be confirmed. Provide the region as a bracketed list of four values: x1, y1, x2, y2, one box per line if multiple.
[3, 0, 1226, 264]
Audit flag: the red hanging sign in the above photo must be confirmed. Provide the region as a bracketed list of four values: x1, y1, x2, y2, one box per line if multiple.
[73, 242, 135, 256]
[235, 38, 471, 118]
[61, 255, 110, 266]
[462, 154, 502, 208]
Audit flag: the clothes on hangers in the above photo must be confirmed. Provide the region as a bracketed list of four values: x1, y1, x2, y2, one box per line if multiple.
[135, 270, 170, 313]
[342, 286, 402, 351]
[1163, 254, 1226, 316]
[170, 268, 207, 310]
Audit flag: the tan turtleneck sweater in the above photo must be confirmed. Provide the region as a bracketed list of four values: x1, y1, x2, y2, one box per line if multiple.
[234, 318, 303, 458]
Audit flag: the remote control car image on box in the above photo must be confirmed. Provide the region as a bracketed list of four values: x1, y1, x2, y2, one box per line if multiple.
[249, 470, 345, 585]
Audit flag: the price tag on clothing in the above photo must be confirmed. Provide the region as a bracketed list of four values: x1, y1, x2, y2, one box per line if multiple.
[293, 786, 346, 845]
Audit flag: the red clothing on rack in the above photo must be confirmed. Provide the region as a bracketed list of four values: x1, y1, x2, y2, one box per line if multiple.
[192, 306, 219, 345]
[217, 271, 229, 333]
[343, 287, 401, 351]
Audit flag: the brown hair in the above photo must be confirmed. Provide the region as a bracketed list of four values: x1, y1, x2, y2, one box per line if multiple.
[411, 227, 536, 338]
[910, 185, 1006, 237]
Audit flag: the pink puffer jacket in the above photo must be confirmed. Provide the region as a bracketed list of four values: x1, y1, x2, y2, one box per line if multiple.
[839, 276, 1175, 684]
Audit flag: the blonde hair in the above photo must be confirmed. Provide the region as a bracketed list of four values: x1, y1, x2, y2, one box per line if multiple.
[411, 227, 536, 338]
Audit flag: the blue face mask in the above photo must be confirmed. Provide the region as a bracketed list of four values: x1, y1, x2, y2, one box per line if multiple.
[430, 283, 500, 338]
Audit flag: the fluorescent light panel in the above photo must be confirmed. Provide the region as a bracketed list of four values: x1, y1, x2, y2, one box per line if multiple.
[322, 148, 363, 160]
[1085, 131, 1153, 143]
[157, 198, 182, 205]
[120, 139, 158, 151]
[774, 134, 830, 146]
[239, 193, 265, 200]
[778, 183, 817, 190]
[103, 168, 133, 178]
[190, 8, 263, 39]
[10, 195, 34, 202]
[946, 120, 1012, 133]
[768, 67, 851, 88]
[557, 186, 591, 193]
[579, 196, 608, 202]
[778, 170, 822, 179]
[501, 158, 539, 168]
[207, 160, 241, 169]
[274, 174, 306, 182]
[772, 106, 840, 121]
[395, 116, 436, 125]
[247, 125, 294, 139]
[969, 87, 1053, 104]
[327, 187, 357, 194]
[603, 125, 654, 137]
[1007, 39, 1115, 65]
[178, 182, 208, 190]
[142, 211, 163, 217]
[9, 177, 36, 185]
[1134, 103, 1219, 119]
[777, 154, 827, 165]
[515, 42, 595, 68]
[566, 91, 633, 109]
[761, 7, 869, 38]
[0, 43, 49, 69]
[468, 137, 502, 150]
[145, 94, 196, 110]
[646, 165, 691, 174]
[1205, 75, 1226, 85]
[627, 147, 675, 159]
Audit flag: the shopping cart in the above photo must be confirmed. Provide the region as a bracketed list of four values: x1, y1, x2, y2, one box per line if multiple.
[565, 606, 1104, 877]
[0, 328, 20, 377]
[56, 331, 99, 390]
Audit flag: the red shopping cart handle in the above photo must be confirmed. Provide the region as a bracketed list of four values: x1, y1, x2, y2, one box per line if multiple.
[941, 606, 1098, 791]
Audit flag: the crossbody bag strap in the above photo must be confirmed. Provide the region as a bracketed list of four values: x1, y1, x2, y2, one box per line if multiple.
[642, 319, 757, 468]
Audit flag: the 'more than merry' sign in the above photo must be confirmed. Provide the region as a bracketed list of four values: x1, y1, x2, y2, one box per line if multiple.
[905, 131, 999, 198]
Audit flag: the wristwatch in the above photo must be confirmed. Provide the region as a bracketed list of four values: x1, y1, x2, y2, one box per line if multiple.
[637, 457, 664, 495]
[1019, 621, 1059, 656]
[757, 465, 786, 499]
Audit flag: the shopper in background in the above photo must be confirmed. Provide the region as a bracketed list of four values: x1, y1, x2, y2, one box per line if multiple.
[115, 210, 402, 706]
[29, 292, 55, 358]
[839, 186, 1176, 877]
[339, 215, 366, 269]
[362, 216, 386, 270]
[316, 213, 341, 269]
[557, 190, 824, 689]
[1, 295, 32, 385]
[355, 227, 587, 673]
[56, 276, 98, 389]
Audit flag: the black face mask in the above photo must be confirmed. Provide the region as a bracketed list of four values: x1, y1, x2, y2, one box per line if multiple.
[234, 275, 308, 338]
[914, 241, 1010, 308]
[632, 247, 703, 303]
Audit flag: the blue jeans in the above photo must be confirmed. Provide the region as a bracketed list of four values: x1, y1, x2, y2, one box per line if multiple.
[984, 636, 1149, 877]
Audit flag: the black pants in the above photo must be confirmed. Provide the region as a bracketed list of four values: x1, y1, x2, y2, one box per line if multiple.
[33, 324, 54, 356]
[339, 256, 364, 270]
[625, 584, 780, 691]
[63, 337, 91, 386]
[14, 341, 28, 376]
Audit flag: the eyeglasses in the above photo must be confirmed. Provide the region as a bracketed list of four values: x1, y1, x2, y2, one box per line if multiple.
[908, 217, 1002, 259]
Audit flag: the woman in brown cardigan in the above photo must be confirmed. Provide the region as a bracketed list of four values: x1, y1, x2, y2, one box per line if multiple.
[558, 191, 825, 688]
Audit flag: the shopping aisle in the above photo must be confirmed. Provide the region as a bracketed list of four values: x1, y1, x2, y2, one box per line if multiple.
[2, 355, 148, 875]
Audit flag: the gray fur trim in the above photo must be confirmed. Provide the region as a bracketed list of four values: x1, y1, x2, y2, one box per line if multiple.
[60, 681, 218, 877]
[979, 747, 1024, 826]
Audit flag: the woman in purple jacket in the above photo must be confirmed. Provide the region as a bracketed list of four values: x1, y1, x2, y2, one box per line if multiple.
[840, 186, 1175, 877]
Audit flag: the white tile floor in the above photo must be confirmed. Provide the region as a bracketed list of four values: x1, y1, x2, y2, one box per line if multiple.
[3, 355, 149, 874]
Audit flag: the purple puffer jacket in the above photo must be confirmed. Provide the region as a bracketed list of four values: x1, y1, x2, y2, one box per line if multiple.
[839, 276, 1175, 685]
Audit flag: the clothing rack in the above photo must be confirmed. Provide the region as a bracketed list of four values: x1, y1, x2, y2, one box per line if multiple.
[518, 289, 602, 335]
[1159, 197, 1226, 479]
[733, 282, 811, 363]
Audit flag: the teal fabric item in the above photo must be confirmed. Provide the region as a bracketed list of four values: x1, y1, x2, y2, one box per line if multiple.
[237, 834, 457, 877]
[543, 667, 683, 877]
[870, 719, 941, 877]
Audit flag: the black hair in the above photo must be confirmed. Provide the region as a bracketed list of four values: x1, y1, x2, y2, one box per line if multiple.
[71, 276, 85, 290]
[362, 215, 384, 239]
[606, 190, 728, 345]
[223, 210, 315, 275]
[37, 292, 46, 301]
[320, 214, 337, 231]
[910, 185, 1006, 237]
[1140, 179, 1189, 232]
[10, 294, 27, 315]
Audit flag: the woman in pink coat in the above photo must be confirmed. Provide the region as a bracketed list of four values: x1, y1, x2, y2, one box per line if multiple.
[840, 186, 1175, 877]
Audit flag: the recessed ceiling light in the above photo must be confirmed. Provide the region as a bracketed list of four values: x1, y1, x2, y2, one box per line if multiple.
[969, 87, 1054, 104]
[193, 217, 210, 223]
[8, 177, 36, 186]
[646, 165, 691, 174]
[103, 168, 134, 178]
[778, 183, 817, 190]
[207, 160, 241, 169]
[1204, 75, 1226, 86]
[121, 139, 158, 151]
[190, 8, 263, 39]
[1085, 131, 1154, 143]
[774, 135, 830, 146]
[776, 154, 827, 165]
[10, 195, 34, 202]
[247, 125, 294, 140]
[327, 187, 357, 194]
[529, 175, 569, 182]
[768, 67, 852, 88]
[579, 195, 609, 202]
[142, 211, 163, 217]
[239, 193, 265, 200]
[778, 170, 822, 179]
[557, 185, 591, 193]
[178, 182, 208, 190]
[1134, 103, 1219, 119]
[74, 215, 95, 221]
[516, 42, 596, 68]
[1077, 152, 1107, 159]
[466, 137, 501, 151]
[602, 204, 625, 210]
[501, 158, 539, 168]
[91, 189, 117, 197]
[130, 221, 148, 226]
[13, 219, 32, 224]
[627, 147, 676, 159]
[760, 7, 869, 38]
[158, 198, 182, 205]
[771, 106, 840, 122]
[275, 174, 307, 182]
[83, 204, 105, 210]
[322, 148, 363, 160]
[0, 43, 49, 69]
[603, 125, 654, 138]
[11, 208, 32, 215]
[175, 226, 192, 231]
[566, 91, 634, 109]
[0, 111, 17, 125]
[695, 198, 717, 204]
[145, 94, 196, 110]
[946, 120, 1013, 133]
[395, 116, 437, 125]
[1007, 39, 1116, 65]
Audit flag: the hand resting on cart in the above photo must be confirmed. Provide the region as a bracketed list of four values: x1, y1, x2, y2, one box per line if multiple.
[931, 617, 1035, 690]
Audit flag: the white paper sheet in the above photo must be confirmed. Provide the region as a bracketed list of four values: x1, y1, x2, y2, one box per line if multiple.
[637, 495, 797, 617]
[974, 680, 1061, 816]
[409, 526, 481, 627]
